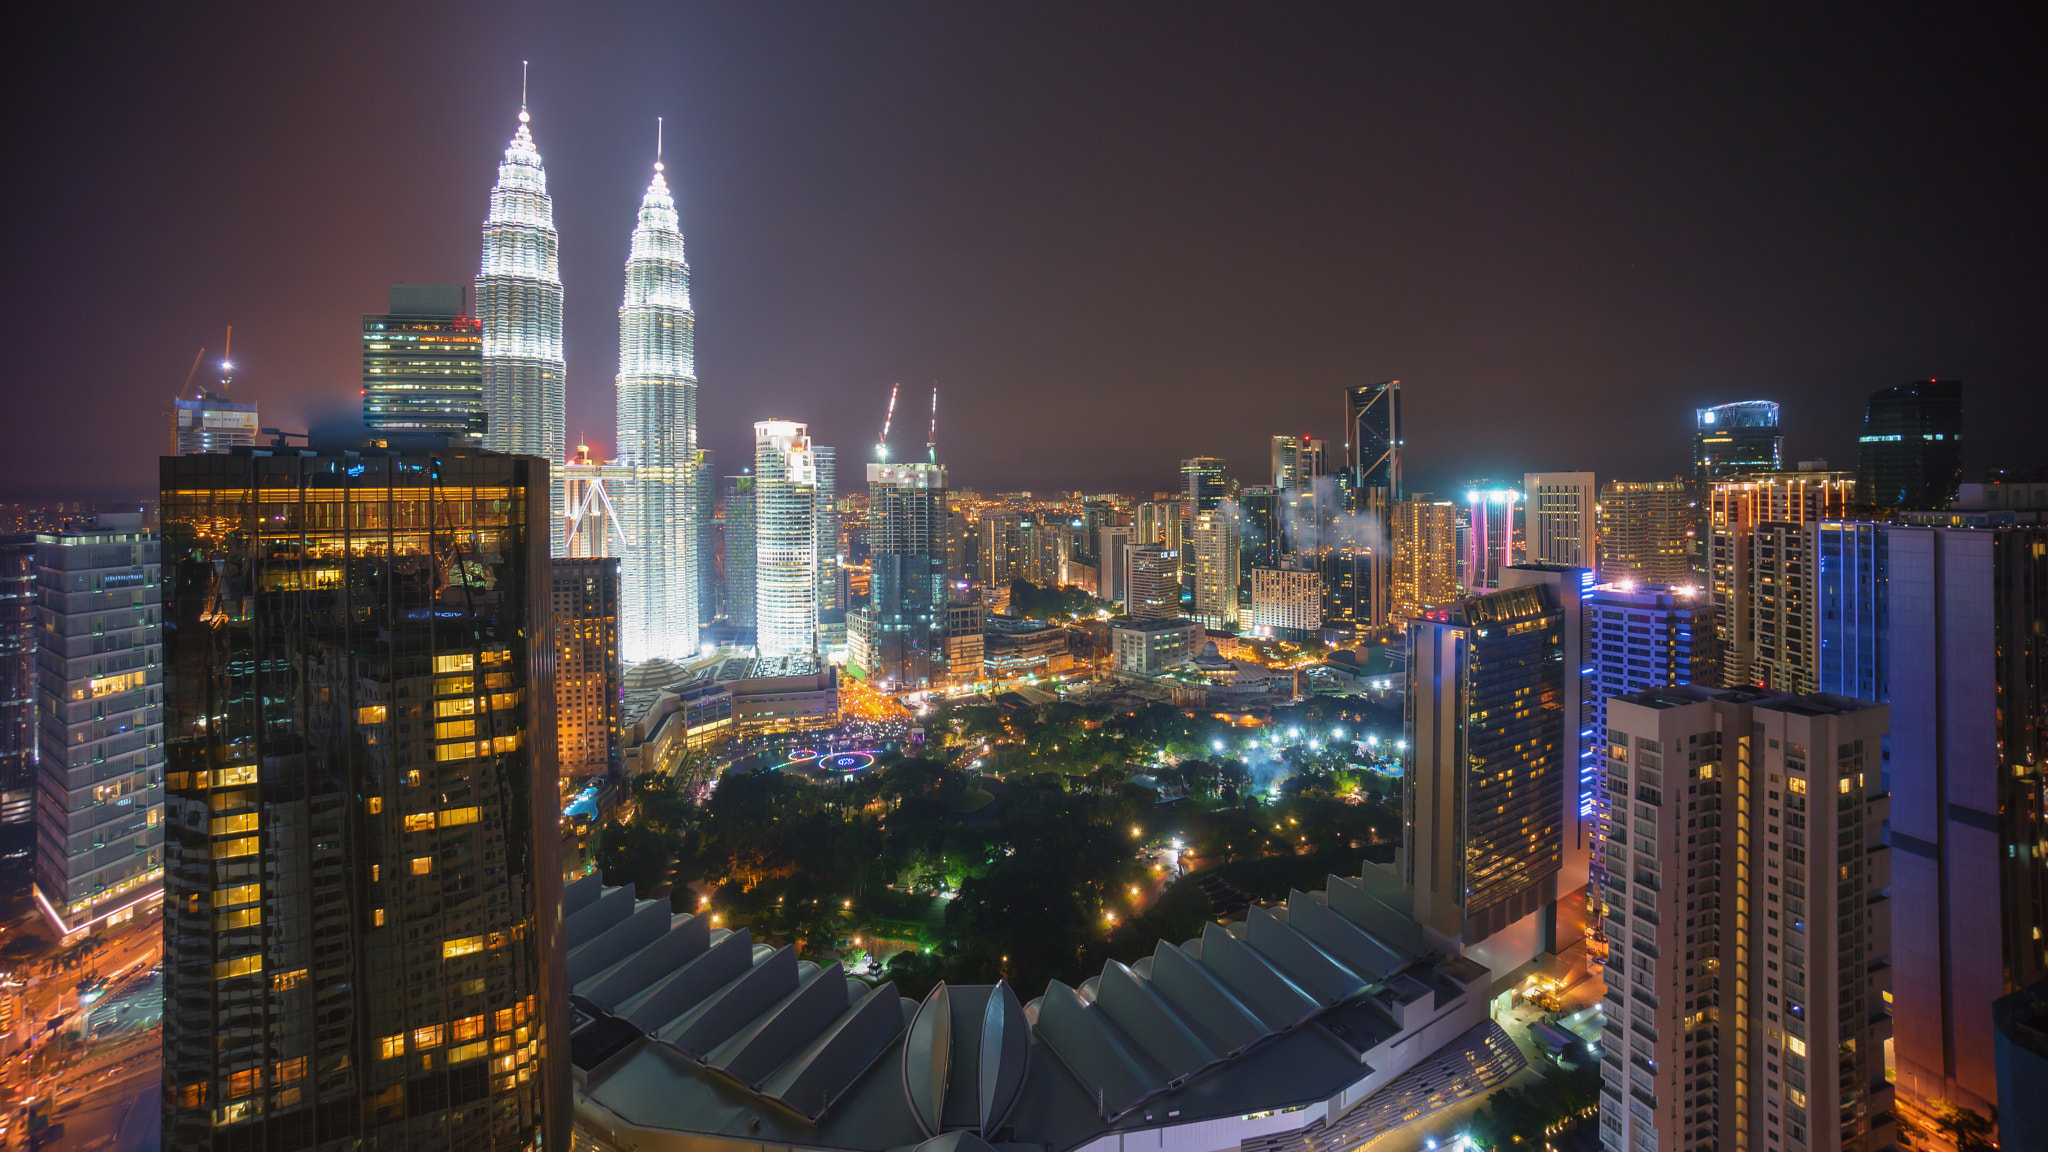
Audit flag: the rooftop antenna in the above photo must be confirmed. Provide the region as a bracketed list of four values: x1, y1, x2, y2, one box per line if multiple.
[655, 116, 663, 172]
[520, 61, 529, 123]
[875, 383, 899, 461]
[927, 384, 938, 463]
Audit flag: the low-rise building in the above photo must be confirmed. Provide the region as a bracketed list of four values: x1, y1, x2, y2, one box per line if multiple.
[1109, 615, 1202, 675]
[563, 869, 1526, 1152]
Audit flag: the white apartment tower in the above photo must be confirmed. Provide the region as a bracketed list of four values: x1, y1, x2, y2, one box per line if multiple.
[1190, 509, 1239, 628]
[1524, 471, 1596, 568]
[1600, 686, 1892, 1152]
[33, 514, 164, 936]
[615, 138, 700, 662]
[754, 421, 822, 657]
[477, 94, 568, 553]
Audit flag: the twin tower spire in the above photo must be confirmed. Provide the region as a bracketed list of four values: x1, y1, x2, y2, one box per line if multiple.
[477, 67, 701, 661]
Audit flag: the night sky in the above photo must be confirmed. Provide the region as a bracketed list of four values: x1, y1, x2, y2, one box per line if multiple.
[7, 5, 2043, 502]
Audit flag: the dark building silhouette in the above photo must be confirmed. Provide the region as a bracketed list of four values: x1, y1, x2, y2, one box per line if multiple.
[160, 446, 565, 1150]
[1855, 380, 1963, 511]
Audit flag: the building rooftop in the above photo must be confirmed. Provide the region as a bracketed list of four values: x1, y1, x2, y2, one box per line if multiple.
[1609, 684, 1781, 710]
[1108, 615, 1200, 633]
[563, 869, 1502, 1152]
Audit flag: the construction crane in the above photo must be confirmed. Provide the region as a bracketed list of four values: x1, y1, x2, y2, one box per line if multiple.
[875, 383, 900, 461]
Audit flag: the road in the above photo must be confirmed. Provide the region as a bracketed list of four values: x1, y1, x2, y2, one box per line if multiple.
[24, 1054, 158, 1152]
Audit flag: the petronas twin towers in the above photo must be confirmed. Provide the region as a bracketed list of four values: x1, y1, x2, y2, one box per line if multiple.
[477, 93, 699, 662]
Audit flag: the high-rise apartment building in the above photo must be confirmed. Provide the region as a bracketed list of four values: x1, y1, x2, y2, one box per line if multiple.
[0, 536, 36, 854]
[1855, 380, 1963, 512]
[160, 446, 565, 1150]
[850, 460, 948, 690]
[1523, 472, 1596, 568]
[978, 512, 1022, 591]
[1390, 498, 1458, 623]
[1599, 686, 1892, 1152]
[1271, 436, 1301, 491]
[1135, 500, 1181, 548]
[1694, 401, 1783, 487]
[1585, 582, 1717, 904]
[1249, 564, 1321, 640]
[1238, 485, 1282, 598]
[1707, 471, 1854, 690]
[722, 474, 755, 633]
[1125, 546, 1180, 621]
[616, 150, 700, 662]
[476, 99, 567, 554]
[32, 514, 162, 937]
[1404, 583, 1565, 958]
[754, 421, 822, 657]
[553, 559, 620, 781]
[1462, 487, 1521, 591]
[1189, 509, 1239, 629]
[362, 284, 486, 445]
[1597, 479, 1694, 586]
[1887, 523, 2048, 1119]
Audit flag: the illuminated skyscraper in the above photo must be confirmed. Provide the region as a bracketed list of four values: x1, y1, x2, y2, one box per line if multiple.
[362, 284, 485, 444]
[754, 421, 821, 657]
[554, 558, 621, 781]
[616, 142, 700, 662]
[477, 95, 567, 552]
[1693, 400, 1782, 487]
[1181, 457, 1227, 512]
[1125, 546, 1181, 621]
[160, 447, 565, 1149]
[1462, 487, 1521, 591]
[1706, 471, 1853, 689]
[0, 536, 33, 853]
[850, 460, 948, 689]
[1596, 479, 1693, 586]
[1190, 509, 1239, 628]
[1404, 583, 1564, 953]
[1855, 380, 1963, 511]
[33, 514, 162, 937]
[1390, 498, 1457, 623]
[1347, 382, 1401, 633]
[1600, 687, 1892, 1152]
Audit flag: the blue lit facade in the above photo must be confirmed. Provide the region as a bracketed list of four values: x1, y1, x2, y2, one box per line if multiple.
[1816, 521, 1887, 705]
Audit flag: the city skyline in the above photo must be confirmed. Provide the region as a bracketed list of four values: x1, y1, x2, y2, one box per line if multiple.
[8, 5, 2045, 502]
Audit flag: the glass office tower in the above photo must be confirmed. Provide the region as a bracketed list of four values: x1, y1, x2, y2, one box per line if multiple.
[1405, 583, 1565, 944]
[850, 461, 948, 688]
[363, 285, 487, 446]
[1855, 380, 1963, 511]
[1693, 401, 1782, 487]
[160, 447, 563, 1150]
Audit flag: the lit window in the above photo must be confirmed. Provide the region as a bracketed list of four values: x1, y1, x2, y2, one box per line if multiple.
[440, 806, 481, 826]
[212, 884, 260, 908]
[434, 654, 475, 673]
[226, 1068, 260, 1099]
[452, 1014, 487, 1042]
[413, 1024, 444, 1050]
[443, 936, 484, 959]
[274, 1057, 306, 1083]
[357, 704, 387, 724]
[209, 813, 259, 836]
[435, 742, 476, 762]
[379, 1034, 404, 1059]
[212, 954, 263, 980]
[451, 1040, 489, 1064]
[372, 908, 386, 927]
[436, 698, 477, 718]
[410, 856, 433, 876]
[404, 813, 436, 832]
[215, 908, 261, 931]
[365, 797, 383, 814]
[214, 836, 260, 860]
[271, 969, 308, 992]
[214, 765, 259, 787]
